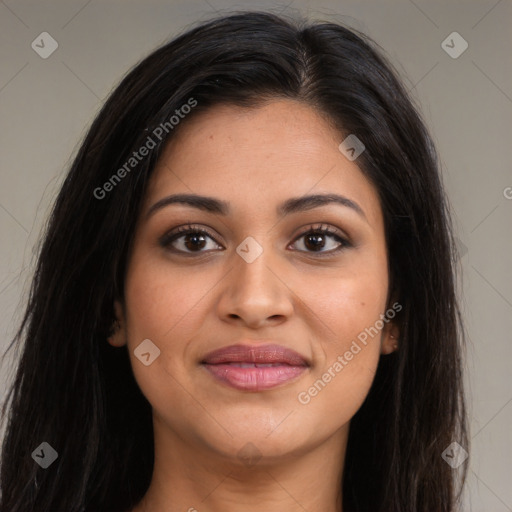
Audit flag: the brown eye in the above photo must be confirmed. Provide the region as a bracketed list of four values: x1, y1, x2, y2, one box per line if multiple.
[291, 224, 349, 255]
[159, 223, 350, 257]
[159, 225, 222, 254]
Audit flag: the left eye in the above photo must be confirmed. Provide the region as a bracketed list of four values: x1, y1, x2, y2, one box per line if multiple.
[159, 224, 349, 255]
[291, 225, 348, 254]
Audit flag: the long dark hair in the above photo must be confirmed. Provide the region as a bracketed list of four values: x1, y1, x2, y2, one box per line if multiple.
[0, 10, 468, 512]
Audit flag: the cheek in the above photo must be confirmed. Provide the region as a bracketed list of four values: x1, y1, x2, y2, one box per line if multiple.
[123, 256, 213, 343]
[294, 258, 389, 350]
[121, 255, 217, 400]
[293, 347, 380, 443]
[292, 261, 387, 417]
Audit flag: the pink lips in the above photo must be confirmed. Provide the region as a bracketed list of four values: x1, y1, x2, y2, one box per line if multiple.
[201, 343, 309, 391]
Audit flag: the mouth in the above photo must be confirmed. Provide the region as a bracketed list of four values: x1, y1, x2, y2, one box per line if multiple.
[201, 343, 309, 391]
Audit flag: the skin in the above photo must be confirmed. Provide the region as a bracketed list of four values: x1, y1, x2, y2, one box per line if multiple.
[109, 99, 399, 512]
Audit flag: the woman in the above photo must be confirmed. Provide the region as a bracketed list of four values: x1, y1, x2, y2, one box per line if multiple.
[0, 10, 469, 512]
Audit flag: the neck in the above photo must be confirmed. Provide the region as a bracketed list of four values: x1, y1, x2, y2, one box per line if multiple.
[132, 418, 347, 512]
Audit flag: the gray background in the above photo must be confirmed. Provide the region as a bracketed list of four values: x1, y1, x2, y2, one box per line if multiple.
[1, 1, 511, 510]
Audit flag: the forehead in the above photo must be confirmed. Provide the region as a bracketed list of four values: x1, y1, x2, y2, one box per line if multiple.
[143, 99, 382, 226]
[159, 99, 342, 167]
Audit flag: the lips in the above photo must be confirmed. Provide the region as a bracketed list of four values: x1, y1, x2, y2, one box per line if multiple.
[201, 343, 309, 391]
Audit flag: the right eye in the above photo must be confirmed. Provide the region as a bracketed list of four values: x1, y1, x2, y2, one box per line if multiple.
[159, 224, 223, 254]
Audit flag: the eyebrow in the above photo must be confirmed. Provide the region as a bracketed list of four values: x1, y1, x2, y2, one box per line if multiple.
[145, 193, 367, 221]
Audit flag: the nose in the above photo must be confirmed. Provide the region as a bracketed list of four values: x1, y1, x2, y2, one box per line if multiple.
[216, 246, 294, 329]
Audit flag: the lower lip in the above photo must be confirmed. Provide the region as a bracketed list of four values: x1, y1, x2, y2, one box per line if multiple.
[202, 363, 307, 391]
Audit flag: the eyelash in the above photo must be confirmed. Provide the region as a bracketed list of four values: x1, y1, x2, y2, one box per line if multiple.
[159, 223, 351, 257]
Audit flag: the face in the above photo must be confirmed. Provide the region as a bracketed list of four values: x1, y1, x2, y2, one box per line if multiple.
[109, 99, 398, 465]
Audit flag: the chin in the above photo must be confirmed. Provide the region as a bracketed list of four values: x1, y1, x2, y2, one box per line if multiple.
[192, 410, 321, 462]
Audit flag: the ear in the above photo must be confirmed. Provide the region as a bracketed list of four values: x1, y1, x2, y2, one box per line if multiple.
[380, 320, 400, 355]
[107, 299, 127, 347]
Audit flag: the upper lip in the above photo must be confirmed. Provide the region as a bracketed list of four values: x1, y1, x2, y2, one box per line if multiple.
[201, 343, 309, 366]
